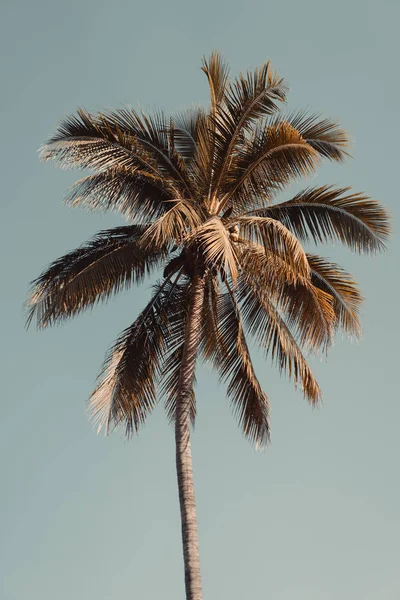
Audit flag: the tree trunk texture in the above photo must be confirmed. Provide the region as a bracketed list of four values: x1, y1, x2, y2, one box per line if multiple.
[175, 274, 205, 600]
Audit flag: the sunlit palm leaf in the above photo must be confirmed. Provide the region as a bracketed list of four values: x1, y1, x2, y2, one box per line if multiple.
[238, 241, 335, 352]
[238, 278, 321, 403]
[89, 278, 183, 436]
[245, 186, 389, 252]
[219, 121, 319, 213]
[307, 254, 362, 337]
[233, 215, 310, 279]
[188, 217, 239, 281]
[26, 225, 165, 328]
[285, 110, 350, 161]
[65, 170, 170, 221]
[209, 286, 270, 447]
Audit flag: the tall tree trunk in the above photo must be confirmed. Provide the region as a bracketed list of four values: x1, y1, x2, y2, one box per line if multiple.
[175, 273, 205, 600]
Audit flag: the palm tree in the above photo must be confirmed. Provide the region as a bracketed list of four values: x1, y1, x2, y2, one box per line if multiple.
[26, 52, 389, 600]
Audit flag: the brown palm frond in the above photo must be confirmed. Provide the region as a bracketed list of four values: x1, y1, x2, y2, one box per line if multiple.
[65, 170, 170, 222]
[187, 217, 239, 281]
[307, 254, 363, 337]
[218, 121, 319, 214]
[238, 241, 335, 352]
[160, 277, 197, 425]
[98, 108, 195, 198]
[208, 285, 270, 447]
[170, 107, 206, 162]
[40, 109, 180, 197]
[244, 186, 390, 252]
[233, 215, 310, 279]
[140, 199, 203, 248]
[201, 51, 230, 113]
[238, 278, 321, 403]
[89, 276, 183, 436]
[284, 110, 350, 162]
[26, 225, 166, 328]
[210, 59, 287, 203]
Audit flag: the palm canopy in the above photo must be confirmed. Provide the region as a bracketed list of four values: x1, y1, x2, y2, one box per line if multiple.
[27, 52, 389, 447]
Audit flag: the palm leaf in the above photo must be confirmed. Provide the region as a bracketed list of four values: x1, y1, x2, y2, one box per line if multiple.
[187, 217, 239, 281]
[65, 170, 170, 222]
[210, 285, 270, 447]
[245, 185, 390, 252]
[89, 277, 183, 436]
[26, 225, 166, 328]
[285, 110, 350, 161]
[233, 215, 310, 279]
[218, 121, 319, 213]
[307, 254, 362, 337]
[238, 278, 321, 403]
[238, 241, 335, 352]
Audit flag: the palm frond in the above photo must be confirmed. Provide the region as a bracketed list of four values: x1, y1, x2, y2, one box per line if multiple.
[160, 277, 197, 425]
[140, 199, 203, 248]
[201, 51, 230, 113]
[89, 277, 183, 436]
[307, 254, 362, 337]
[244, 186, 390, 252]
[285, 110, 350, 161]
[26, 225, 166, 328]
[65, 170, 170, 222]
[98, 108, 195, 197]
[238, 241, 335, 352]
[209, 285, 270, 447]
[233, 215, 310, 279]
[171, 107, 206, 162]
[238, 278, 321, 403]
[210, 60, 287, 202]
[218, 121, 319, 213]
[40, 109, 180, 197]
[188, 217, 239, 281]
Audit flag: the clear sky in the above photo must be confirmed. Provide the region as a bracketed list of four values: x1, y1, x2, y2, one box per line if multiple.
[1, 0, 399, 598]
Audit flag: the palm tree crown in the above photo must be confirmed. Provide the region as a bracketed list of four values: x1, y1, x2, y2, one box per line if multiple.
[27, 52, 389, 448]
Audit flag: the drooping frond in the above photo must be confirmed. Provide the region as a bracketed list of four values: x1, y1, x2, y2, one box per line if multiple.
[246, 186, 390, 252]
[26, 225, 166, 328]
[238, 241, 335, 352]
[206, 285, 270, 447]
[160, 276, 197, 425]
[233, 215, 310, 279]
[307, 254, 363, 337]
[218, 121, 319, 213]
[89, 277, 183, 436]
[188, 217, 239, 281]
[238, 278, 321, 403]
[65, 170, 169, 222]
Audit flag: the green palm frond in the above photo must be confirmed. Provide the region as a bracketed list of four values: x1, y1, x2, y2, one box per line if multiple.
[26, 225, 166, 328]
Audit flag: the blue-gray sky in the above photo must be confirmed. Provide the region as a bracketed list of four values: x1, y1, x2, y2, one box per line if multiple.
[1, 1, 399, 598]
